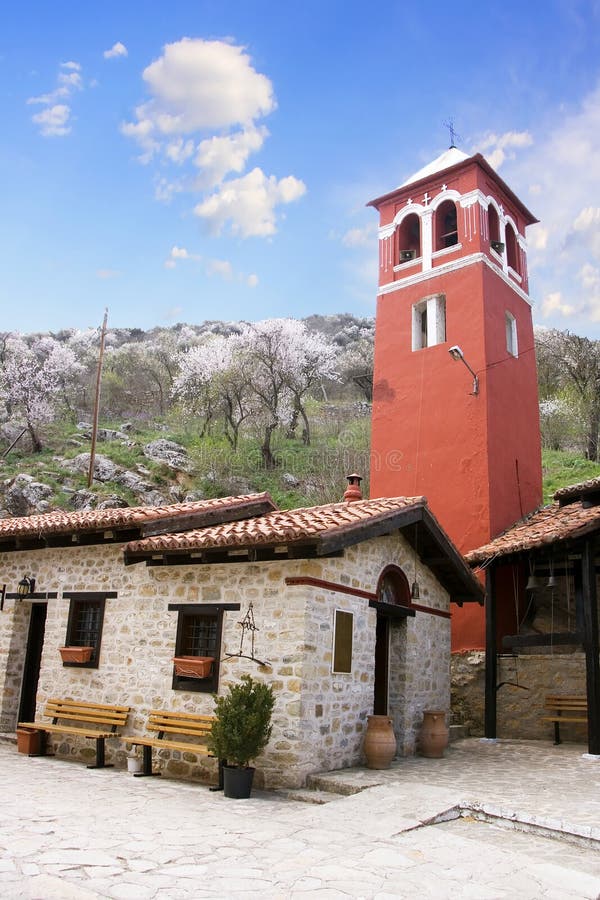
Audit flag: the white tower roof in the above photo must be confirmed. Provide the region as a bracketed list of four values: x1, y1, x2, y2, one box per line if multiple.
[402, 147, 470, 187]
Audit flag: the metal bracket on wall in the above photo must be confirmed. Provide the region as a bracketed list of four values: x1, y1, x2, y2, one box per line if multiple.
[222, 601, 270, 668]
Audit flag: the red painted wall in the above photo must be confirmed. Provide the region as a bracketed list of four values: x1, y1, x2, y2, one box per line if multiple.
[369, 154, 542, 651]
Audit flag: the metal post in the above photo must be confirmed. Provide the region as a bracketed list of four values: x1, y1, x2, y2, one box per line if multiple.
[484, 565, 497, 738]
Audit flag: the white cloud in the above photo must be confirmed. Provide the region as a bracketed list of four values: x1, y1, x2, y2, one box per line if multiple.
[165, 138, 195, 164]
[27, 60, 82, 136]
[528, 226, 549, 251]
[341, 223, 378, 248]
[206, 258, 233, 280]
[31, 104, 71, 137]
[58, 70, 82, 91]
[498, 79, 600, 331]
[164, 245, 201, 267]
[579, 262, 600, 293]
[104, 42, 128, 60]
[541, 291, 575, 317]
[194, 167, 306, 237]
[475, 130, 533, 170]
[154, 176, 184, 202]
[194, 126, 267, 186]
[122, 38, 304, 238]
[164, 245, 258, 286]
[122, 38, 275, 159]
[570, 206, 600, 259]
[573, 206, 600, 231]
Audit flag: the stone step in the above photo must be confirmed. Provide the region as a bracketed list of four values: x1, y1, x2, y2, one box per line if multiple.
[449, 723, 469, 743]
[305, 773, 366, 796]
[280, 788, 347, 804]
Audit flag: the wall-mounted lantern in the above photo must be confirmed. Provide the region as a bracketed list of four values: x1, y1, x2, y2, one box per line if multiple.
[17, 576, 36, 599]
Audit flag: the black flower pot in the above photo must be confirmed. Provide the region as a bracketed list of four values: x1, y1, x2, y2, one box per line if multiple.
[223, 765, 255, 799]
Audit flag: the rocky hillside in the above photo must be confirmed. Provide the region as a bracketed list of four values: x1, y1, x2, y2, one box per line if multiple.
[0, 401, 372, 517]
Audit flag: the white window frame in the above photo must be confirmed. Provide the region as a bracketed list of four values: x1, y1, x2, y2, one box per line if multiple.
[412, 294, 446, 351]
[505, 311, 518, 357]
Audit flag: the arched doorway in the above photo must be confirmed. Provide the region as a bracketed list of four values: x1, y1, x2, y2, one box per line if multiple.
[373, 567, 411, 714]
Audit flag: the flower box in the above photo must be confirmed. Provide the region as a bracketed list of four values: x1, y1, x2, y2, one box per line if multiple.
[59, 646, 94, 663]
[172, 656, 214, 678]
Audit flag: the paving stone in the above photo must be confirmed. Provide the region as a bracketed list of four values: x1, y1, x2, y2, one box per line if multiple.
[1, 740, 600, 899]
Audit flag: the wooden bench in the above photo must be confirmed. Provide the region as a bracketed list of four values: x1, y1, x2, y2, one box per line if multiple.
[125, 710, 223, 787]
[19, 698, 130, 769]
[541, 695, 587, 745]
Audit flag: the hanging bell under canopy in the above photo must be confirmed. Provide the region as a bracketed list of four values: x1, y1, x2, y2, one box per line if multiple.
[526, 573, 541, 591]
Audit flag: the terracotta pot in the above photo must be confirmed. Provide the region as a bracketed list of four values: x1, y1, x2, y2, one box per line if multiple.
[364, 714, 397, 769]
[419, 710, 449, 758]
[172, 656, 214, 678]
[59, 646, 93, 663]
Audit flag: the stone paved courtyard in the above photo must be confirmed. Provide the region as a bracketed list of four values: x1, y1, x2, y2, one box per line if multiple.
[0, 737, 599, 898]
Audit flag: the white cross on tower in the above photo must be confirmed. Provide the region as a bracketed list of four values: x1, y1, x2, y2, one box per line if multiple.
[441, 184, 447, 192]
[423, 192, 431, 206]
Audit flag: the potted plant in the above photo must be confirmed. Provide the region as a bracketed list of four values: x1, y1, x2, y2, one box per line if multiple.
[208, 674, 275, 799]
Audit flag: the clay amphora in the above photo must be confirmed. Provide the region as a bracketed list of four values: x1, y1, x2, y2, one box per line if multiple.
[364, 714, 397, 769]
[419, 710, 449, 758]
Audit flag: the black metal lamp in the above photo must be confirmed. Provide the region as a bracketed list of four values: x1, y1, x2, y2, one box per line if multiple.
[17, 576, 35, 599]
[411, 526, 420, 600]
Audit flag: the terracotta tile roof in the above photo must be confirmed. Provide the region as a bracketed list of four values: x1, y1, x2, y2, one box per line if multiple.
[554, 476, 600, 504]
[466, 500, 600, 565]
[124, 496, 427, 558]
[125, 495, 483, 604]
[0, 493, 276, 540]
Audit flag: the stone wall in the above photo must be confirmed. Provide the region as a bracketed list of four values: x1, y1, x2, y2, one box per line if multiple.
[0, 532, 451, 788]
[451, 650, 587, 743]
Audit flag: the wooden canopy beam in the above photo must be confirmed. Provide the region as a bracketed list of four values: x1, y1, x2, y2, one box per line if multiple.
[581, 538, 600, 755]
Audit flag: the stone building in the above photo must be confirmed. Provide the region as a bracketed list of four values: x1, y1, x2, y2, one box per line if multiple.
[0, 488, 481, 788]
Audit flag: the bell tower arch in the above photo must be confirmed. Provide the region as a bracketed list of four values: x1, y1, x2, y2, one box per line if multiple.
[368, 148, 543, 650]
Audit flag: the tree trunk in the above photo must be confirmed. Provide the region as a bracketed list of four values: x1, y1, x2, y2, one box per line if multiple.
[286, 405, 299, 440]
[261, 422, 277, 469]
[299, 402, 311, 446]
[587, 403, 600, 461]
[27, 422, 43, 453]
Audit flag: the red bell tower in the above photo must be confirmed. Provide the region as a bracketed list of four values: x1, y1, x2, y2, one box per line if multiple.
[368, 148, 543, 650]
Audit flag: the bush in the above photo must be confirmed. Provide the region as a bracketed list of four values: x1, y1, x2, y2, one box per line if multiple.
[208, 675, 275, 768]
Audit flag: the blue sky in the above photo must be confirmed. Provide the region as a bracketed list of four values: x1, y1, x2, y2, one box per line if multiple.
[1, 0, 600, 337]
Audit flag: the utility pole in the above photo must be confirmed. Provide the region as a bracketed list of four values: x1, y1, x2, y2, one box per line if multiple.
[87, 309, 108, 489]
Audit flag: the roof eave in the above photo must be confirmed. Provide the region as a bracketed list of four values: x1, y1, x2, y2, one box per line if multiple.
[367, 153, 538, 225]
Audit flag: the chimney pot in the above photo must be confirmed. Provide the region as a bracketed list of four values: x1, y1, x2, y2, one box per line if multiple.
[343, 473, 363, 503]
